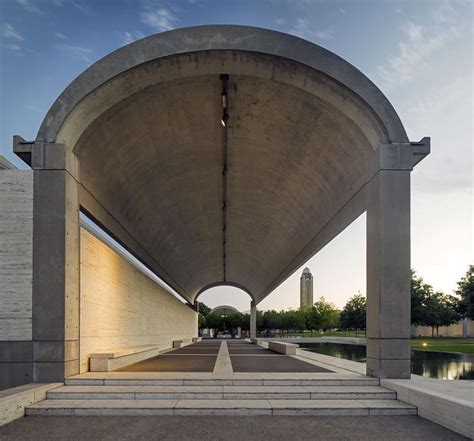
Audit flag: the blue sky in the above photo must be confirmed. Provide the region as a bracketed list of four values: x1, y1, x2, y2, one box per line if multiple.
[0, 0, 472, 311]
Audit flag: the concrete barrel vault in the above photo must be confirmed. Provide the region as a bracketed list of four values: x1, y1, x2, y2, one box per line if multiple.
[12, 25, 430, 381]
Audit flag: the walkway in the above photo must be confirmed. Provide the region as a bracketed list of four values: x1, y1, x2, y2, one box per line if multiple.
[117, 339, 332, 374]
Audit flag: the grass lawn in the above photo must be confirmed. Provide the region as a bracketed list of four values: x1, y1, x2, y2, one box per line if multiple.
[270, 330, 367, 338]
[410, 337, 474, 355]
[271, 332, 474, 355]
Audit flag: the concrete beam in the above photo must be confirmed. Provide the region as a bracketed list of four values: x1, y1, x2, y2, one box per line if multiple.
[368, 137, 431, 176]
[0, 155, 17, 170]
[14, 138, 79, 179]
[410, 137, 431, 167]
[78, 184, 192, 303]
[260, 184, 367, 300]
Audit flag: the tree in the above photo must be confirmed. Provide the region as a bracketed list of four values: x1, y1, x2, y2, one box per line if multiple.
[205, 312, 224, 338]
[305, 305, 321, 335]
[456, 265, 474, 320]
[411, 270, 461, 336]
[197, 302, 212, 335]
[421, 291, 460, 337]
[256, 310, 265, 335]
[283, 309, 306, 333]
[339, 294, 366, 333]
[262, 310, 281, 336]
[225, 312, 244, 338]
[241, 313, 250, 332]
[313, 297, 339, 331]
[198, 302, 211, 318]
[198, 313, 206, 331]
[411, 270, 433, 326]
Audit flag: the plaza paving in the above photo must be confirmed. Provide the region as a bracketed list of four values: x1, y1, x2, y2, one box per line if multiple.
[118, 339, 332, 373]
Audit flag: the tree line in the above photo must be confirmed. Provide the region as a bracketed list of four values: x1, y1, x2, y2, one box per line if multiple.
[198, 265, 473, 338]
[411, 266, 473, 336]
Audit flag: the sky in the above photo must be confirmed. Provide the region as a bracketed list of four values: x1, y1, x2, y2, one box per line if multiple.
[0, 0, 472, 312]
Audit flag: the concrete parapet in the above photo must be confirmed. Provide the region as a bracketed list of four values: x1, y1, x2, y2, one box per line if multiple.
[268, 341, 299, 355]
[0, 383, 62, 426]
[250, 338, 264, 345]
[89, 345, 160, 372]
[173, 339, 192, 349]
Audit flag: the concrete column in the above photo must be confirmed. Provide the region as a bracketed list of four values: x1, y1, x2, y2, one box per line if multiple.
[366, 143, 413, 379]
[29, 142, 81, 382]
[250, 301, 257, 339]
[195, 301, 200, 337]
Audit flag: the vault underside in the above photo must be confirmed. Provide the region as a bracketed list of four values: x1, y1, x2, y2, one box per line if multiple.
[75, 72, 371, 304]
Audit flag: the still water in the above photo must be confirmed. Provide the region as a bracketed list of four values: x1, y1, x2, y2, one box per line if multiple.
[300, 343, 474, 380]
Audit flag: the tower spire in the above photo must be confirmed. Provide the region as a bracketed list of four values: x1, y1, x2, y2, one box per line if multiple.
[300, 268, 314, 307]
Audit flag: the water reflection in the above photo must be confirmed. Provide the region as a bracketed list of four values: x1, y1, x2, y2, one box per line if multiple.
[300, 343, 474, 380]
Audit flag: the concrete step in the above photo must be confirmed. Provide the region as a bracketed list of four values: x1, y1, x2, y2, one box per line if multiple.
[65, 378, 380, 387]
[26, 399, 416, 416]
[47, 385, 396, 400]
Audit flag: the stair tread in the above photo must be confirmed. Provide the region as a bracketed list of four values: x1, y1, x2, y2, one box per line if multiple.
[65, 376, 379, 384]
[28, 398, 414, 409]
[50, 385, 393, 394]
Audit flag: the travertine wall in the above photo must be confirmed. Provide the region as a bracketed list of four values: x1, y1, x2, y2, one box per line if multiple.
[0, 171, 33, 341]
[80, 228, 197, 372]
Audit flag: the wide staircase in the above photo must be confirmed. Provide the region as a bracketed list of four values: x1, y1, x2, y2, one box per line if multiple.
[25, 376, 416, 416]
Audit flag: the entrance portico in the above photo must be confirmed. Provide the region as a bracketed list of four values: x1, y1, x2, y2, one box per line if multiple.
[8, 25, 429, 384]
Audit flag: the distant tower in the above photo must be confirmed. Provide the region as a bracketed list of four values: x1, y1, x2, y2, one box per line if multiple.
[300, 267, 314, 307]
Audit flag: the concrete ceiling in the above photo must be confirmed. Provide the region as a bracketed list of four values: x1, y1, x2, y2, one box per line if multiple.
[34, 26, 409, 305]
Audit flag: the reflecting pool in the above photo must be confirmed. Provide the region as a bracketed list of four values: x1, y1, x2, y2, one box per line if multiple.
[300, 343, 474, 380]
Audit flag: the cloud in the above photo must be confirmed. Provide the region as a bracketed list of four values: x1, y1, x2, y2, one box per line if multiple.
[1, 23, 24, 41]
[404, 73, 472, 194]
[24, 103, 43, 113]
[57, 44, 93, 62]
[314, 30, 333, 40]
[123, 32, 134, 45]
[275, 18, 286, 26]
[140, 3, 178, 32]
[289, 18, 333, 42]
[71, 1, 93, 15]
[373, 4, 463, 93]
[1, 42, 24, 56]
[1, 23, 27, 55]
[122, 31, 145, 45]
[16, 0, 44, 15]
[55, 32, 67, 39]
